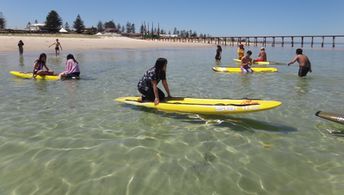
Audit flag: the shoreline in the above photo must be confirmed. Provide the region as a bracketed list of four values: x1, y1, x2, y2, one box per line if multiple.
[0, 34, 212, 53]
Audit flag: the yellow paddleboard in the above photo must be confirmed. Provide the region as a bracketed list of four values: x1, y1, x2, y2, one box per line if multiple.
[116, 97, 282, 115]
[212, 66, 278, 73]
[233, 58, 270, 65]
[10, 71, 59, 80]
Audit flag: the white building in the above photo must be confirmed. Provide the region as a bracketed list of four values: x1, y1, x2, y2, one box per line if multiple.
[26, 23, 45, 31]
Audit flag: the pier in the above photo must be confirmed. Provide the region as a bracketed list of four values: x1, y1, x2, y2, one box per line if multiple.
[155, 35, 344, 48]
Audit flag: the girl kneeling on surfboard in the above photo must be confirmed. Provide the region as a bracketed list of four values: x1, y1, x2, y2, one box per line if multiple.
[241, 50, 254, 73]
[137, 58, 172, 105]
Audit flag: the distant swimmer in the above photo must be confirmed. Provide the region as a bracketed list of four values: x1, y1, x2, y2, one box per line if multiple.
[32, 53, 54, 78]
[137, 58, 172, 105]
[255, 47, 267, 62]
[49, 39, 63, 56]
[58, 54, 81, 80]
[18, 40, 24, 55]
[237, 44, 245, 60]
[215, 45, 222, 61]
[241, 50, 253, 73]
[288, 48, 312, 77]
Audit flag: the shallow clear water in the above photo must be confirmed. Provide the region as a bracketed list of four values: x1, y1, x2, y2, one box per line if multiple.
[0, 46, 344, 195]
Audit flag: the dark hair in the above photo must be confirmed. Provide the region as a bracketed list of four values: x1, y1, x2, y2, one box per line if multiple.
[37, 53, 47, 65]
[67, 54, 78, 64]
[217, 45, 222, 52]
[296, 48, 303, 55]
[154, 58, 167, 73]
[247, 50, 252, 55]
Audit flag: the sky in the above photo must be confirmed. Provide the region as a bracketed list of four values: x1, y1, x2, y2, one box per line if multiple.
[1, 0, 344, 36]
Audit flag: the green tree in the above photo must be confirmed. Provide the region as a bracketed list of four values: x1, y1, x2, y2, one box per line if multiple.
[73, 14, 85, 33]
[131, 23, 135, 33]
[64, 22, 70, 31]
[97, 21, 104, 32]
[126, 22, 132, 33]
[0, 12, 6, 29]
[45, 10, 62, 32]
[104, 20, 116, 29]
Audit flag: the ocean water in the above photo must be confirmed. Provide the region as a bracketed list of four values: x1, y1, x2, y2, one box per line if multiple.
[0, 46, 343, 195]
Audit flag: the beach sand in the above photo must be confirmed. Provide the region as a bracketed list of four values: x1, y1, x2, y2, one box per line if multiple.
[0, 34, 211, 53]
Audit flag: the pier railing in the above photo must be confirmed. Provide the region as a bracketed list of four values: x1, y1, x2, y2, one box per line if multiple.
[153, 35, 344, 48]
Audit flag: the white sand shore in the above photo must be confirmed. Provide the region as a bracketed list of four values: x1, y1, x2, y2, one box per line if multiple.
[0, 34, 211, 53]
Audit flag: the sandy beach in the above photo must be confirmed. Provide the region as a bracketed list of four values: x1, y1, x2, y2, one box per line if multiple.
[0, 34, 211, 53]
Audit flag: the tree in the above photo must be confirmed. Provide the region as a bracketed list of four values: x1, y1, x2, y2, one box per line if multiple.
[26, 22, 31, 29]
[0, 12, 6, 29]
[140, 24, 145, 34]
[104, 20, 116, 29]
[131, 23, 135, 33]
[97, 21, 104, 32]
[45, 10, 62, 32]
[73, 14, 85, 33]
[117, 24, 121, 32]
[126, 22, 132, 33]
[173, 27, 178, 35]
[34, 19, 38, 24]
[64, 22, 70, 31]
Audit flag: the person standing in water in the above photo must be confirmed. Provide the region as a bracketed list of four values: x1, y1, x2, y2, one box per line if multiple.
[237, 44, 245, 60]
[288, 48, 312, 77]
[18, 40, 24, 55]
[49, 39, 63, 56]
[137, 58, 172, 105]
[215, 45, 222, 62]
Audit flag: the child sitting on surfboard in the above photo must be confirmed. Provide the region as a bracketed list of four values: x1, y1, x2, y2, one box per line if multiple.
[32, 53, 54, 78]
[137, 58, 172, 105]
[58, 54, 80, 80]
[241, 50, 254, 73]
[254, 47, 267, 62]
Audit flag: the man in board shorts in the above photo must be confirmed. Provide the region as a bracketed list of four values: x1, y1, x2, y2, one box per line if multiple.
[288, 48, 312, 77]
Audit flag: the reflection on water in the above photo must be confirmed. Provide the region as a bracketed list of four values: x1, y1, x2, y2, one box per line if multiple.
[18, 55, 24, 66]
[0, 48, 344, 195]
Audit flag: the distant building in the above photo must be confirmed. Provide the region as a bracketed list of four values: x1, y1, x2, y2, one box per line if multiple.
[26, 23, 45, 31]
[160, 34, 178, 38]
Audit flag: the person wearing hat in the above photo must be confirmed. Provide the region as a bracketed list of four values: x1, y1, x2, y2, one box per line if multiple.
[237, 44, 245, 60]
[255, 47, 267, 62]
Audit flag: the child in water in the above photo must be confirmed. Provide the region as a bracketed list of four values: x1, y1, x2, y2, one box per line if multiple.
[241, 50, 254, 73]
[237, 44, 245, 60]
[32, 53, 54, 78]
[58, 54, 81, 80]
[215, 45, 222, 61]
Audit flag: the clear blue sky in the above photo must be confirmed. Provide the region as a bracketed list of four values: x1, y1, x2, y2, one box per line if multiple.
[1, 0, 344, 36]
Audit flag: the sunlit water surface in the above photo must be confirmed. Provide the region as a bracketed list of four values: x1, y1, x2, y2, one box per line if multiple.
[0, 46, 343, 195]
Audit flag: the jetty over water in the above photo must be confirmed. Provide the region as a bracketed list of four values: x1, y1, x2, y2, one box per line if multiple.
[157, 35, 344, 48]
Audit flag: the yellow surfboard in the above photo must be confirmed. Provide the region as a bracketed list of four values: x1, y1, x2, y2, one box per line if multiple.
[116, 97, 282, 115]
[10, 71, 59, 80]
[212, 66, 278, 73]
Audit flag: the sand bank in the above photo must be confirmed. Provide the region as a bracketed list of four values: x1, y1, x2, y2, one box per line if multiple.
[0, 34, 211, 53]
